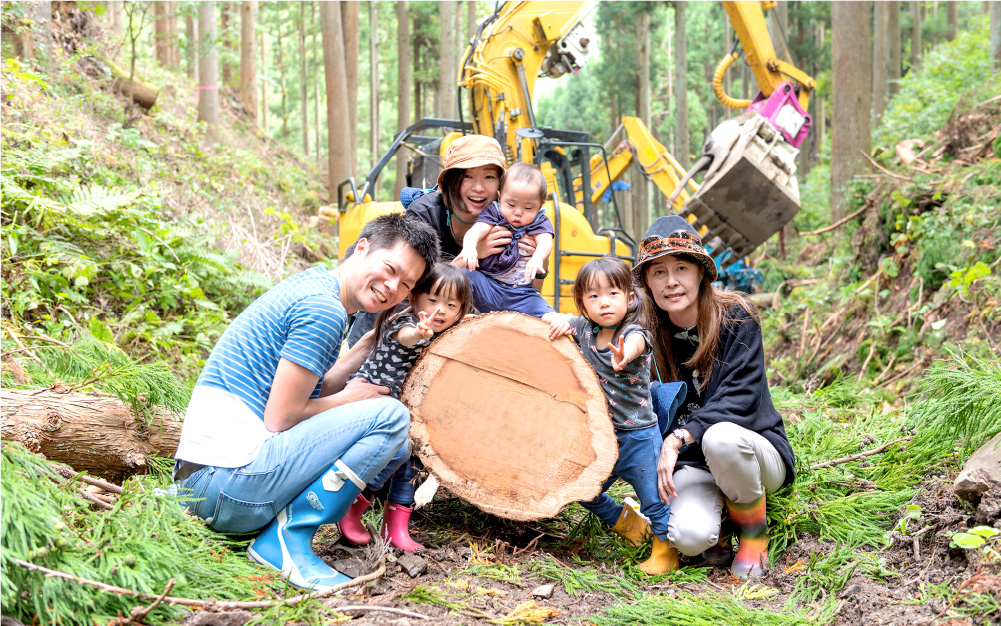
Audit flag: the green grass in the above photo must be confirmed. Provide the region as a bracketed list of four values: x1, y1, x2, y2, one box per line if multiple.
[528, 555, 638, 599]
[590, 588, 830, 625]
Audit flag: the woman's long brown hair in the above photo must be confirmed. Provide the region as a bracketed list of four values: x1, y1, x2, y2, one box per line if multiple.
[640, 257, 758, 391]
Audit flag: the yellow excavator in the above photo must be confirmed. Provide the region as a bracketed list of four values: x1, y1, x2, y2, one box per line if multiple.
[333, 0, 816, 312]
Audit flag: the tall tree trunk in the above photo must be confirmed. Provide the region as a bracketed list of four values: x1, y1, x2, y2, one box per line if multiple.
[796, 8, 812, 176]
[241, 1, 257, 128]
[153, 1, 168, 66]
[910, 1, 922, 71]
[872, 1, 888, 124]
[168, 1, 180, 69]
[831, 2, 872, 222]
[991, 2, 1001, 70]
[467, 0, 477, 54]
[111, 0, 124, 37]
[947, 1, 958, 40]
[814, 22, 826, 163]
[343, 1, 360, 176]
[413, 34, 422, 121]
[674, 2, 689, 169]
[277, 25, 288, 138]
[636, 9, 651, 232]
[396, 0, 412, 197]
[260, 28, 268, 133]
[369, 1, 379, 161]
[888, 1, 902, 95]
[439, 1, 457, 120]
[320, 0, 352, 200]
[221, 2, 232, 88]
[198, 2, 220, 144]
[299, 2, 309, 155]
[314, 1, 322, 163]
[30, 0, 53, 66]
[186, 14, 197, 80]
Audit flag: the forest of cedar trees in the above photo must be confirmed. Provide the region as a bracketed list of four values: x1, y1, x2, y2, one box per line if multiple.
[1, 1, 1000, 624]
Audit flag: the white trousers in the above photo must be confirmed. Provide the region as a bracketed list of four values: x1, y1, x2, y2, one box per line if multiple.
[666, 422, 787, 556]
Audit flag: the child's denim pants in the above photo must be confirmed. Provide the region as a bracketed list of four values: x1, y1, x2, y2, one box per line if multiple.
[367, 441, 423, 505]
[580, 423, 670, 541]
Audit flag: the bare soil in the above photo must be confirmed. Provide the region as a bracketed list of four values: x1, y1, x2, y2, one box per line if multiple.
[177, 477, 1000, 625]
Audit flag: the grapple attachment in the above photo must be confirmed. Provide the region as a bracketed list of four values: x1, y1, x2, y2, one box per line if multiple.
[681, 114, 801, 267]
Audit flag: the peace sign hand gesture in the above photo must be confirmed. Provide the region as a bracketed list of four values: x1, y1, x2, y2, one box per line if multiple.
[415, 307, 441, 340]
[609, 336, 629, 371]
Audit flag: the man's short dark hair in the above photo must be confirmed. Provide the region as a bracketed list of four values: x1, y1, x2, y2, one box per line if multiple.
[356, 213, 441, 286]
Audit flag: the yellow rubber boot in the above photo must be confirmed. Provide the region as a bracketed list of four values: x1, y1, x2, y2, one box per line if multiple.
[725, 495, 769, 580]
[637, 536, 680, 575]
[610, 505, 651, 547]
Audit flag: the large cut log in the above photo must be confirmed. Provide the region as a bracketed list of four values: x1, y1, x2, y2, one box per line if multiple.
[400, 312, 617, 521]
[1, 388, 181, 482]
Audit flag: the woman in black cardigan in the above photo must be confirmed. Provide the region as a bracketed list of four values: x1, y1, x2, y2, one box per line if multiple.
[634, 215, 795, 581]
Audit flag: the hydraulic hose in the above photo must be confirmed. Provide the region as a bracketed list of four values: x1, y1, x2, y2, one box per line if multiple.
[713, 51, 752, 109]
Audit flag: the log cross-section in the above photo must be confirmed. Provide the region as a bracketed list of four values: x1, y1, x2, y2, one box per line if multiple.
[400, 312, 617, 521]
[1, 388, 182, 482]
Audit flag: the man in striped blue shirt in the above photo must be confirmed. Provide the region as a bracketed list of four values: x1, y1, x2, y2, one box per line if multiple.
[173, 213, 439, 592]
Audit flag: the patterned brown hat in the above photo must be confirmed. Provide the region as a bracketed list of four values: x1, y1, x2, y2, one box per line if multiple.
[436, 134, 507, 187]
[633, 215, 717, 282]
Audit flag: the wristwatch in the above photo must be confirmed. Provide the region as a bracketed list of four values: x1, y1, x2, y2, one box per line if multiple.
[671, 428, 689, 446]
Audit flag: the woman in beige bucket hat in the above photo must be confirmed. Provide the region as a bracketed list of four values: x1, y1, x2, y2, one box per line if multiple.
[407, 134, 544, 265]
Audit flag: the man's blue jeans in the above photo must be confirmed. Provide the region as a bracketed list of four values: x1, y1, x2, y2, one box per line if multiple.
[580, 423, 670, 541]
[178, 397, 409, 534]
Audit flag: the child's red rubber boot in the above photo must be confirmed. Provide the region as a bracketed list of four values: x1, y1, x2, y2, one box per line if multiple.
[336, 493, 373, 546]
[381, 502, 424, 552]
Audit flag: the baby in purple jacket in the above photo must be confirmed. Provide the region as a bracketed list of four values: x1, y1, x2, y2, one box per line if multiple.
[457, 163, 569, 338]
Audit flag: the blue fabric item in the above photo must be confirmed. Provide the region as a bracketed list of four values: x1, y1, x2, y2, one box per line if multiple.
[464, 269, 555, 317]
[366, 442, 422, 505]
[579, 424, 671, 540]
[602, 180, 631, 204]
[400, 186, 437, 209]
[650, 381, 688, 438]
[177, 397, 409, 534]
[474, 201, 554, 277]
[246, 459, 362, 591]
[196, 266, 347, 420]
[346, 310, 379, 348]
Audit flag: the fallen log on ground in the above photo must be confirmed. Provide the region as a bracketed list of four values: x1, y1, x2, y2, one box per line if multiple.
[401, 312, 617, 521]
[1, 388, 181, 482]
[97, 52, 159, 110]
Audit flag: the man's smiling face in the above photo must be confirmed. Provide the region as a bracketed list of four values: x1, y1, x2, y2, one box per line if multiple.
[343, 239, 426, 314]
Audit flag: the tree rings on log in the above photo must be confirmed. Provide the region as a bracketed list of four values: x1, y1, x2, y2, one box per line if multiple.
[400, 312, 617, 521]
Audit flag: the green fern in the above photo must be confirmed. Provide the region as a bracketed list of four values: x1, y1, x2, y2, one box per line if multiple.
[59, 185, 138, 215]
[907, 350, 1001, 459]
[37, 335, 190, 423]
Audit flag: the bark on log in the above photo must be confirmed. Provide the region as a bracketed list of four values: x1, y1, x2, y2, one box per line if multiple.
[97, 52, 159, 110]
[400, 312, 617, 521]
[1, 388, 181, 482]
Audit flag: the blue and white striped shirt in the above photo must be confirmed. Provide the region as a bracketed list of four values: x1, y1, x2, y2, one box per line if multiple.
[196, 266, 348, 419]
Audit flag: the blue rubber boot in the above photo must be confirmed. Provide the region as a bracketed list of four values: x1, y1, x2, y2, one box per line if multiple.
[247, 459, 366, 591]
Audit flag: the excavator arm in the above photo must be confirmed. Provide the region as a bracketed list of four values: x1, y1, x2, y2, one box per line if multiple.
[460, 1, 592, 163]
